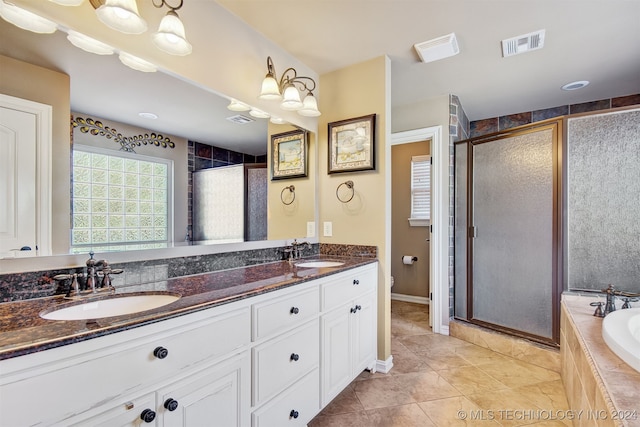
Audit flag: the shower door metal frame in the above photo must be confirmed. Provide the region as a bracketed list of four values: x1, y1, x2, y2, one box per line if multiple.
[456, 119, 563, 346]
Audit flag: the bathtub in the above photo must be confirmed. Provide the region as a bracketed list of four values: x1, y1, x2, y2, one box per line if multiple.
[602, 307, 640, 373]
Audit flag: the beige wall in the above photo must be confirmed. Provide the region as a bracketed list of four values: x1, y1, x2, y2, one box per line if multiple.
[391, 140, 430, 298]
[318, 56, 391, 361]
[267, 124, 316, 241]
[0, 54, 71, 254]
[71, 114, 188, 244]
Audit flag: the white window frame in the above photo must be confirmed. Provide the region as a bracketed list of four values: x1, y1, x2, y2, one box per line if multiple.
[409, 155, 431, 227]
[71, 145, 174, 252]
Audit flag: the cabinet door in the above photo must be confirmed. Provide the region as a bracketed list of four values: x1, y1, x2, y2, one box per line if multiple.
[351, 292, 377, 376]
[157, 354, 250, 427]
[320, 305, 351, 406]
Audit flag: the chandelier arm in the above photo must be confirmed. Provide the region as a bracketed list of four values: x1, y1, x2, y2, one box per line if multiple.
[152, 0, 184, 11]
[279, 68, 317, 93]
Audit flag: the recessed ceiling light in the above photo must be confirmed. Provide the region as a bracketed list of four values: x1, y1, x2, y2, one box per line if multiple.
[138, 112, 158, 119]
[561, 80, 589, 91]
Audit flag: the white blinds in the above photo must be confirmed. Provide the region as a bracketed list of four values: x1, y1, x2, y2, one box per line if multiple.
[410, 155, 431, 221]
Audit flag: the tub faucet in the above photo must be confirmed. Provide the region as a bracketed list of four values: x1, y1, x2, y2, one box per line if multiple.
[601, 284, 640, 316]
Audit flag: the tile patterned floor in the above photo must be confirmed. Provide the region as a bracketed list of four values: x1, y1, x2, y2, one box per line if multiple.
[309, 301, 571, 427]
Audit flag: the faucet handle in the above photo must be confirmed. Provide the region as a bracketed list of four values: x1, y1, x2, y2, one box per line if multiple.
[590, 301, 605, 317]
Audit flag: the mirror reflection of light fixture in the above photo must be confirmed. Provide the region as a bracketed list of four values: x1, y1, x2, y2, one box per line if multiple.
[249, 109, 270, 119]
[67, 30, 115, 55]
[258, 56, 321, 117]
[119, 51, 157, 72]
[227, 99, 252, 112]
[0, 1, 58, 34]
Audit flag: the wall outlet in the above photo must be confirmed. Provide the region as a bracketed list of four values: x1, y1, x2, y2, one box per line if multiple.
[323, 221, 333, 237]
[306, 222, 315, 238]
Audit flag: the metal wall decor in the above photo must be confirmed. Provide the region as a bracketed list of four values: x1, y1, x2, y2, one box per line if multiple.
[271, 129, 308, 180]
[328, 114, 376, 173]
[72, 116, 176, 153]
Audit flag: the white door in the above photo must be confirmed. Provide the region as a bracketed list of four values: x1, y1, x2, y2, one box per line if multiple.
[0, 106, 37, 257]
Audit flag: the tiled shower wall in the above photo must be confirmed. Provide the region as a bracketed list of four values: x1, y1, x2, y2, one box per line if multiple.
[186, 140, 267, 238]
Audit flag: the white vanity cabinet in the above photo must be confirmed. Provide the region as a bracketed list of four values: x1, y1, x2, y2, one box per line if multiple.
[0, 303, 252, 427]
[320, 265, 378, 406]
[0, 261, 378, 427]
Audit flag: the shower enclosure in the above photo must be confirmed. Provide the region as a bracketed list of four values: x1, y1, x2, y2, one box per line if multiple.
[454, 120, 562, 345]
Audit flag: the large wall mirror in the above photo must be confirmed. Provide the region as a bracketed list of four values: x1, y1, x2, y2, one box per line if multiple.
[0, 15, 316, 260]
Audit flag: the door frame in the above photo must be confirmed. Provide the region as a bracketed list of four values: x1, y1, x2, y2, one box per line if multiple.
[0, 94, 52, 256]
[390, 126, 448, 334]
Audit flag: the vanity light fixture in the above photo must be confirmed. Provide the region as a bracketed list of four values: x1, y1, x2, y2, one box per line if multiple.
[151, 1, 191, 56]
[49, 0, 85, 5]
[0, 1, 58, 34]
[95, 0, 147, 34]
[258, 56, 321, 117]
[249, 109, 270, 119]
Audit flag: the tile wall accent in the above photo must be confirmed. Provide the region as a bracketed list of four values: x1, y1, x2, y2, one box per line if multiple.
[186, 140, 267, 238]
[561, 294, 640, 427]
[450, 319, 561, 373]
[319, 244, 377, 258]
[470, 93, 640, 138]
[0, 244, 318, 303]
[449, 95, 470, 318]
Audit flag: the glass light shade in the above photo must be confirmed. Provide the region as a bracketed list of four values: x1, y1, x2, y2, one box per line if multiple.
[96, 0, 147, 34]
[67, 30, 114, 55]
[280, 83, 303, 110]
[297, 93, 321, 117]
[119, 52, 157, 73]
[152, 11, 192, 56]
[258, 74, 282, 100]
[227, 99, 251, 112]
[249, 109, 270, 119]
[0, 2, 57, 34]
[48, 0, 85, 5]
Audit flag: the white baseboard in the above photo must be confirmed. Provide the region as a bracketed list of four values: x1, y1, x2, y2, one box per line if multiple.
[440, 324, 450, 335]
[375, 355, 394, 374]
[391, 293, 429, 305]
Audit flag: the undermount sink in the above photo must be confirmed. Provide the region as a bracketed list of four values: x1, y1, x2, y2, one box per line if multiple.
[295, 261, 345, 268]
[40, 293, 181, 321]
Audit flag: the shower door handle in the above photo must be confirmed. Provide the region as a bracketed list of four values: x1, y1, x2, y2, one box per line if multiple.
[469, 226, 477, 238]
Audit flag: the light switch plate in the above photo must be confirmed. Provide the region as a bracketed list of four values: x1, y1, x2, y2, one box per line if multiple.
[306, 222, 315, 238]
[323, 221, 333, 237]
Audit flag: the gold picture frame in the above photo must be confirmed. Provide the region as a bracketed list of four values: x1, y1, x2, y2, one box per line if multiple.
[328, 114, 376, 174]
[271, 129, 308, 180]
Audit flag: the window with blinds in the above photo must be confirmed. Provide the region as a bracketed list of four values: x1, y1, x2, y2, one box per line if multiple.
[409, 155, 430, 226]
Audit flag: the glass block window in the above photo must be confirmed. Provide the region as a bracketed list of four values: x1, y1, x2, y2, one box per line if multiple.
[71, 147, 172, 252]
[409, 155, 430, 226]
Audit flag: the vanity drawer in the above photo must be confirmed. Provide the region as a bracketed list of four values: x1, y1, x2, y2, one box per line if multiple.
[252, 318, 319, 406]
[252, 287, 319, 341]
[321, 265, 377, 312]
[252, 368, 319, 427]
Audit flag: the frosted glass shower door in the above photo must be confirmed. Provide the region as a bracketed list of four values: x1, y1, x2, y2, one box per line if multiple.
[471, 128, 557, 341]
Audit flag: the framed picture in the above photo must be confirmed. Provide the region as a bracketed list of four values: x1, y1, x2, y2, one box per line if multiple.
[271, 129, 308, 180]
[328, 114, 376, 174]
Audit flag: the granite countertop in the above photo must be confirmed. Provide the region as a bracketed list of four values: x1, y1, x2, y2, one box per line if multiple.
[0, 256, 377, 361]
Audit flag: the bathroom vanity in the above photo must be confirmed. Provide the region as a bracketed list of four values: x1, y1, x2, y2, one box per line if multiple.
[0, 259, 378, 426]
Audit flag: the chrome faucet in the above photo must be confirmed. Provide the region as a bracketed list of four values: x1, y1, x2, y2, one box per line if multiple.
[284, 239, 311, 261]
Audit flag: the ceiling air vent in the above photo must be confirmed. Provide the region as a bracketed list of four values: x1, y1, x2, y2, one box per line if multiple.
[501, 29, 545, 57]
[414, 33, 460, 63]
[226, 115, 254, 124]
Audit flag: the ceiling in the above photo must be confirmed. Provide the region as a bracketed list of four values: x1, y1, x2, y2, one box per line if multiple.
[1, 0, 639, 155]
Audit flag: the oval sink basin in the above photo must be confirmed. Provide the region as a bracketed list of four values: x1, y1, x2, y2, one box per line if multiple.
[296, 261, 345, 268]
[41, 293, 181, 321]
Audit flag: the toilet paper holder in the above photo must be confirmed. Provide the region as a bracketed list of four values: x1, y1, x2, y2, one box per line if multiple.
[402, 256, 418, 262]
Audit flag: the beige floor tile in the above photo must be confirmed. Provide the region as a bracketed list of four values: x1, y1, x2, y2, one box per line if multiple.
[366, 403, 437, 426]
[319, 384, 365, 416]
[353, 376, 416, 409]
[514, 380, 571, 415]
[308, 410, 371, 427]
[392, 315, 433, 336]
[477, 359, 561, 388]
[453, 343, 513, 366]
[418, 349, 475, 371]
[437, 365, 510, 395]
[388, 351, 434, 375]
[419, 396, 501, 427]
[393, 370, 462, 402]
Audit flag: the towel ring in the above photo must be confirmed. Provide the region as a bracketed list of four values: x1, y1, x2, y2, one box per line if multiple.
[336, 180, 354, 203]
[281, 185, 296, 205]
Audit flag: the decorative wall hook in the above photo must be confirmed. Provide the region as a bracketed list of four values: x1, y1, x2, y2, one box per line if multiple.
[281, 185, 296, 205]
[336, 180, 355, 203]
